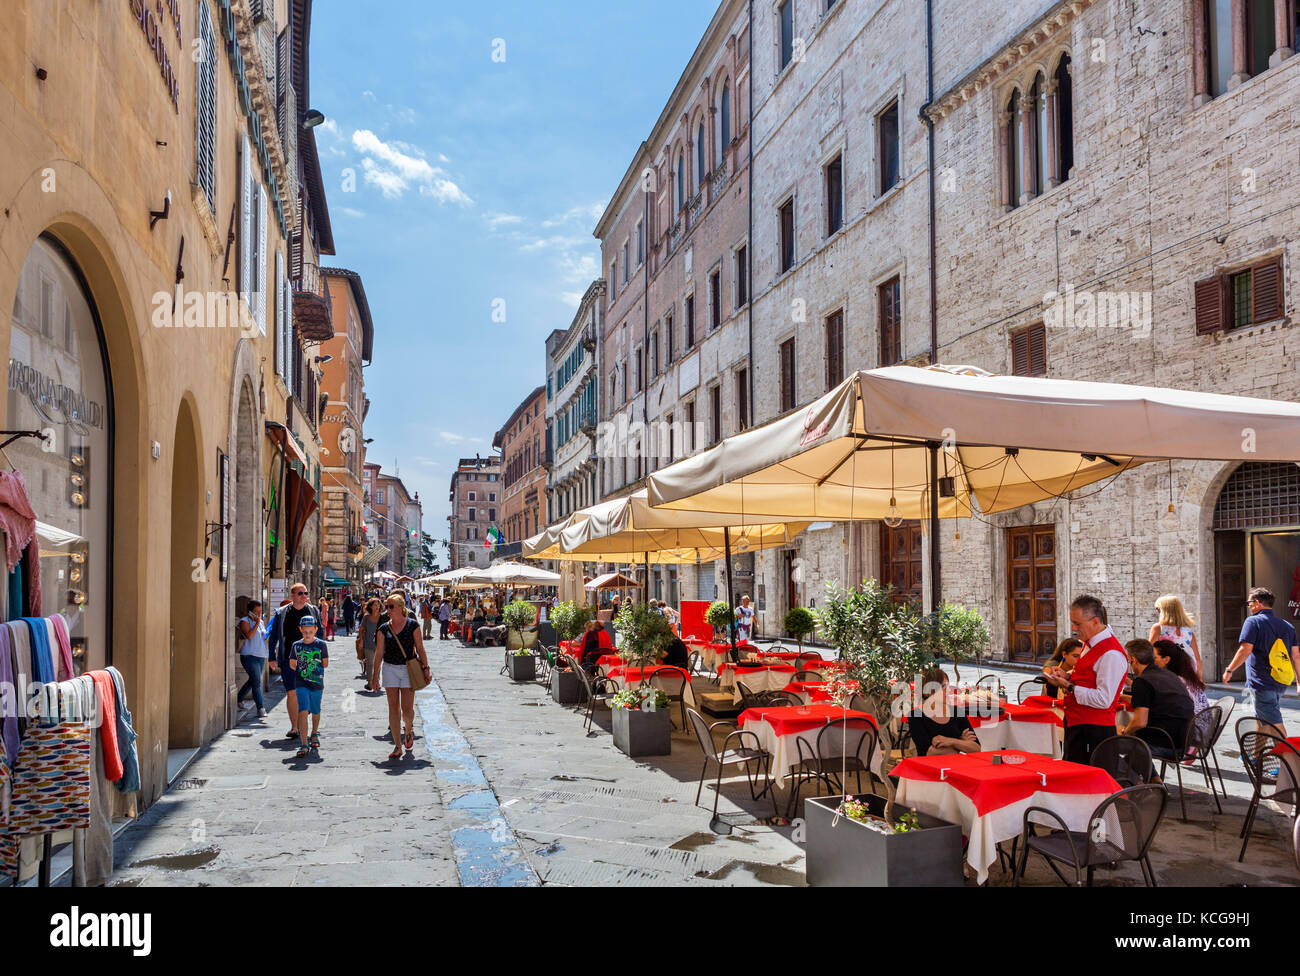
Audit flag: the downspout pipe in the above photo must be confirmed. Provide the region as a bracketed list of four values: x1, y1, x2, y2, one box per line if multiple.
[923, 0, 941, 611]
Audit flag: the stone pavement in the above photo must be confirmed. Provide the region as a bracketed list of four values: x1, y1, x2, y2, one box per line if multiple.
[94, 635, 1299, 887]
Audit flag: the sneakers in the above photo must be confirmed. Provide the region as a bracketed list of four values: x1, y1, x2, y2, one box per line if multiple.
[256, 707, 267, 718]
[238, 700, 254, 711]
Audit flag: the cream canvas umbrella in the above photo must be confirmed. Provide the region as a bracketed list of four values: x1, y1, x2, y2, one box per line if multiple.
[459, 561, 561, 586]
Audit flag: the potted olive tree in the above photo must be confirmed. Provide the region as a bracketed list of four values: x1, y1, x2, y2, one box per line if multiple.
[929, 602, 991, 682]
[705, 599, 734, 643]
[609, 602, 675, 756]
[783, 606, 816, 652]
[548, 601, 594, 702]
[802, 580, 964, 886]
[503, 599, 538, 681]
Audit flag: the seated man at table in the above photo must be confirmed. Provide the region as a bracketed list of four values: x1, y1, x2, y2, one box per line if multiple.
[661, 634, 690, 669]
[1120, 639, 1193, 762]
[910, 667, 981, 756]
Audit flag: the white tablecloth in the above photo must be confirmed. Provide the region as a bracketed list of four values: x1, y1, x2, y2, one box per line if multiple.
[718, 666, 794, 701]
[970, 715, 1063, 758]
[895, 778, 1115, 884]
[743, 718, 883, 789]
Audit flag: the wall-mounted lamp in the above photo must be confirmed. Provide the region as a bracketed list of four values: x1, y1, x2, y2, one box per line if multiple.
[203, 520, 231, 571]
[150, 190, 172, 230]
[314, 355, 333, 365]
[301, 109, 326, 130]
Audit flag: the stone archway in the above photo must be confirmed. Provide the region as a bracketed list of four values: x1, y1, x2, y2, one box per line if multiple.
[167, 396, 204, 752]
[224, 335, 262, 726]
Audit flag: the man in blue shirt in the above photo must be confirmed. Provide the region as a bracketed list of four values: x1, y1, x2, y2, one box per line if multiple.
[1222, 587, 1300, 734]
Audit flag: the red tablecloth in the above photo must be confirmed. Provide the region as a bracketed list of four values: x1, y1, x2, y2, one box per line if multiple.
[1021, 694, 1061, 709]
[595, 654, 625, 670]
[606, 665, 691, 685]
[969, 701, 1063, 727]
[890, 751, 1119, 817]
[786, 681, 834, 703]
[718, 662, 796, 676]
[1270, 737, 1300, 756]
[738, 704, 877, 737]
[756, 651, 805, 662]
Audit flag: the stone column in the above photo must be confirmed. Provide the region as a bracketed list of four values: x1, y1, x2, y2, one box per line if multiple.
[1044, 80, 1060, 188]
[1193, 0, 1211, 105]
[1270, 0, 1294, 66]
[1229, 0, 1251, 88]
[1019, 90, 1037, 206]
[997, 110, 1013, 212]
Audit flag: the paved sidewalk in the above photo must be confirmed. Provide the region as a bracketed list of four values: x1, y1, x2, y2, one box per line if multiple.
[102, 636, 531, 886]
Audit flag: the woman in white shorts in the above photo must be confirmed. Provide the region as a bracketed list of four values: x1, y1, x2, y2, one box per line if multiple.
[373, 594, 430, 760]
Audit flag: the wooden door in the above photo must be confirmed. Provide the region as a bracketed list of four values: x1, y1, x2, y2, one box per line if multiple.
[880, 521, 923, 604]
[1007, 525, 1057, 660]
[1215, 530, 1246, 676]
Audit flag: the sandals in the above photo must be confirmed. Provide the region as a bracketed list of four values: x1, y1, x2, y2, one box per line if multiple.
[404, 731, 414, 751]
[286, 729, 299, 740]
[295, 746, 310, 759]
[309, 734, 320, 749]
[387, 747, 403, 760]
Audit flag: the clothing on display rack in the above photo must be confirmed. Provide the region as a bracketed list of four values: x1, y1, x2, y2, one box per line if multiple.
[106, 667, 139, 795]
[0, 471, 40, 617]
[49, 613, 74, 682]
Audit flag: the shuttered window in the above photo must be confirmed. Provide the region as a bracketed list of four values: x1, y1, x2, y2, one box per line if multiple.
[274, 251, 285, 380]
[1011, 323, 1047, 376]
[195, 2, 217, 213]
[1195, 257, 1284, 334]
[825, 155, 843, 235]
[779, 337, 796, 412]
[685, 294, 695, 347]
[825, 309, 844, 389]
[778, 198, 795, 273]
[710, 270, 721, 330]
[878, 276, 901, 366]
[737, 367, 750, 430]
[711, 385, 722, 444]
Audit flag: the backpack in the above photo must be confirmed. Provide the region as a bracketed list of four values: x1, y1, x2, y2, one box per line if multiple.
[1268, 630, 1296, 685]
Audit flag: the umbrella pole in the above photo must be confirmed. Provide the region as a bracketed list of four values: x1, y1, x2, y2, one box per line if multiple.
[724, 526, 736, 662]
[643, 552, 650, 601]
[929, 440, 942, 611]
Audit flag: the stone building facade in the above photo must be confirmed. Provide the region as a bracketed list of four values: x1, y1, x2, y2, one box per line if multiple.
[447, 456, 503, 570]
[494, 385, 547, 552]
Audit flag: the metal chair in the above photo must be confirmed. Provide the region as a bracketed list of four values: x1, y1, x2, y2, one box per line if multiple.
[791, 669, 822, 683]
[686, 707, 777, 827]
[1089, 735, 1154, 788]
[685, 650, 705, 678]
[1236, 717, 1300, 863]
[1293, 808, 1300, 876]
[1145, 704, 1223, 821]
[648, 666, 691, 731]
[975, 674, 1001, 696]
[1017, 678, 1045, 703]
[1014, 783, 1168, 887]
[788, 718, 880, 818]
[571, 661, 619, 734]
[764, 691, 803, 707]
[533, 644, 555, 684]
[1204, 694, 1236, 797]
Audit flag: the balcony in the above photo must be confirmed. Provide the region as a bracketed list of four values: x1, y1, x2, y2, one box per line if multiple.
[293, 260, 334, 342]
[581, 328, 596, 353]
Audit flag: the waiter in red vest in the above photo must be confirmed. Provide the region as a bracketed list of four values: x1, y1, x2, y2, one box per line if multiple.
[1044, 594, 1128, 763]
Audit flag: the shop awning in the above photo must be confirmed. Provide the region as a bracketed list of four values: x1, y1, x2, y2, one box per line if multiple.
[285, 468, 318, 566]
[358, 545, 390, 570]
[322, 566, 348, 587]
[265, 421, 309, 467]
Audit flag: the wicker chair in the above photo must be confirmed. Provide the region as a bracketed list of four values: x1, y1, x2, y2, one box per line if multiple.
[1014, 783, 1168, 887]
[1089, 735, 1154, 788]
[1236, 717, 1300, 863]
[687, 707, 777, 826]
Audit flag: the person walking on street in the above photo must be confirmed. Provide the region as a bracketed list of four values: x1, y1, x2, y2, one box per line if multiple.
[736, 594, 755, 642]
[358, 596, 383, 690]
[438, 598, 451, 640]
[341, 593, 356, 637]
[420, 595, 434, 640]
[267, 583, 319, 741]
[1222, 587, 1300, 735]
[237, 601, 269, 717]
[1149, 594, 1202, 679]
[318, 597, 332, 642]
[1044, 594, 1127, 764]
[288, 616, 329, 759]
[373, 594, 430, 760]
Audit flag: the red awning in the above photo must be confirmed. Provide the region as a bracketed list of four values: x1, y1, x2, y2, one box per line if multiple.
[285, 467, 318, 565]
[265, 421, 309, 466]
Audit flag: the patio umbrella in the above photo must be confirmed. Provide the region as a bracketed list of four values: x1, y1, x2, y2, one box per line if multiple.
[647, 364, 1300, 604]
[459, 561, 561, 587]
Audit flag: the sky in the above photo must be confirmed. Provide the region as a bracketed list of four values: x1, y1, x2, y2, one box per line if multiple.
[310, 0, 717, 568]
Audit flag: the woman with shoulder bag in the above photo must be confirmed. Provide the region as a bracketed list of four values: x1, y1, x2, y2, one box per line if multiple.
[372, 593, 430, 760]
[358, 597, 383, 689]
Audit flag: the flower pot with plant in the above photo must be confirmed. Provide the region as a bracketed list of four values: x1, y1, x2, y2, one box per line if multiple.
[804, 790, 964, 887]
[610, 686, 672, 757]
[503, 598, 538, 652]
[705, 600, 734, 644]
[783, 606, 816, 651]
[507, 647, 536, 682]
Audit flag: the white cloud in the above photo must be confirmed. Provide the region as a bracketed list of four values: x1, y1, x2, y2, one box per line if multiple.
[484, 212, 524, 231]
[542, 201, 608, 229]
[339, 207, 366, 219]
[437, 431, 481, 445]
[351, 129, 473, 205]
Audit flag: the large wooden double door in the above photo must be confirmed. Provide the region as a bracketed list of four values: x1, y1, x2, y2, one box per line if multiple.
[1007, 525, 1057, 660]
[881, 522, 923, 604]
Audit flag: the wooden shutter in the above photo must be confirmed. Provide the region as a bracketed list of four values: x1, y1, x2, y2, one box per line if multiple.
[1011, 329, 1029, 375]
[257, 185, 268, 334]
[240, 138, 252, 301]
[780, 338, 795, 411]
[274, 251, 284, 378]
[1012, 323, 1046, 376]
[195, 4, 216, 212]
[1194, 275, 1225, 334]
[1252, 258, 1282, 323]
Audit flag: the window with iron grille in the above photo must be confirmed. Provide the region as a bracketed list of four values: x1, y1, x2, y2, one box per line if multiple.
[1010, 322, 1047, 376]
[779, 338, 796, 412]
[1212, 462, 1300, 530]
[878, 276, 901, 366]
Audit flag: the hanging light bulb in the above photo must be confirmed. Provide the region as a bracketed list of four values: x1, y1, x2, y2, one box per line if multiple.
[734, 535, 751, 553]
[953, 528, 963, 552]
[884, 496, 903, 528]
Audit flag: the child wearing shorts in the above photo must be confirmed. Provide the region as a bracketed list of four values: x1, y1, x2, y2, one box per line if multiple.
[289, 616, 329, 758]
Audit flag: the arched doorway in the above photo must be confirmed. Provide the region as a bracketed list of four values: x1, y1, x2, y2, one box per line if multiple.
[230, 380, 260, 720]
[1212, 461, 1300, 674]
[168, 398, 203, 751]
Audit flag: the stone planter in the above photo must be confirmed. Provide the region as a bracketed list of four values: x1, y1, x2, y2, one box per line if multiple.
[550, 669, 583, 705]
[612, 704, 671, 758]
[507, 654, 535, 682]
[804, 793, 964, 887]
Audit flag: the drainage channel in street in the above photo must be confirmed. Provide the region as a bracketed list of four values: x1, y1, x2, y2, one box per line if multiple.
[416, 677, 538, 887]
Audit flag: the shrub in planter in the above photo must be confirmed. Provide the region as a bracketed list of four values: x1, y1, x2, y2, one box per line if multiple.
[614, 601, 674, 669]
[611, 687, 672, 757]
[507, 648, 535, 682]
[550, 601, 594, 644]
[502, 598, 537, 650]
[804, 792, 964, 887]
[783, 606, 816, 651]
[705, 600, 734, 642]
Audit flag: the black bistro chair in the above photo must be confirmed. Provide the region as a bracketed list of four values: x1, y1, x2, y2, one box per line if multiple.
[787, 718, 880, 819]
[1143, 704, 1223, 821]
[648, 666, 691, 731]
[1236, 717, 1300, 863]
[1089, 735, 1154, 788]
[687, 707, 777, 829]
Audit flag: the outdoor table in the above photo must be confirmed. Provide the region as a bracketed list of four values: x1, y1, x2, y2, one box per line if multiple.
[698, 641, 754, 671]
[717, 662, 796, 698]
[891, 751, 1120, 884]
[804, 661, 850, 680]
[595, 654, 625, 675]
[738, 704, 880, 788]
[968, 701, 1064, 758]
[756, 651, 805, 663]
[605, 665, 696, 708]
[787, 680, 835, 704]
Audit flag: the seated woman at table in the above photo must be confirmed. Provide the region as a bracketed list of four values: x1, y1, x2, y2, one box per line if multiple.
[1041, 637, 1084, 701]
[1152, 638, 1210, 714]
[579, 619, 612, 673]
[1120, 639, 1194, 762]
[910, 667, 981, 756]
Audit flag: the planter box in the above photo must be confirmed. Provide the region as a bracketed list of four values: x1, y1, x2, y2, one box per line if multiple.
[804, 793, 964, 887]
[612, 704, 672, 757]
[507, 654, 535, 682]
[550, 669, 583, 705]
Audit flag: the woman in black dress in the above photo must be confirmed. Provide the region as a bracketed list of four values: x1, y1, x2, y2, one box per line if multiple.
[910, 667, 981, 756]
